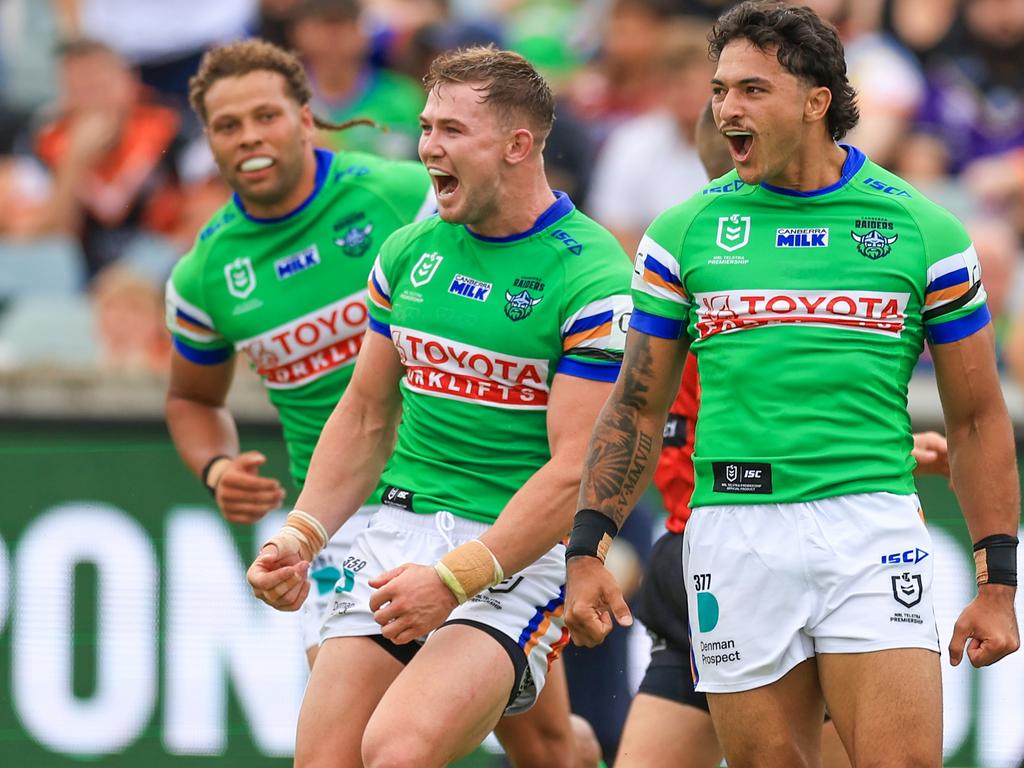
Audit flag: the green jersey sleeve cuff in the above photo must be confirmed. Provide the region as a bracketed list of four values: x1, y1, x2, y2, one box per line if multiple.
[172, 337, 233, 365]
[556, 356, 621, 382]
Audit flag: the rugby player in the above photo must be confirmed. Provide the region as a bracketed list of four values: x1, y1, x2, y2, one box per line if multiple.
[565, 3, 1020, 767]
[246, 46, 632, 768]
[166, 40, 599, 768]
[615, 100, 954, 768]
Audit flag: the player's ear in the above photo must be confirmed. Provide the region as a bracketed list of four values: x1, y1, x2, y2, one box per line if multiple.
[298, 103, 315, 141]
[804, 85, 832, 125]
[505, 128, 534, 165]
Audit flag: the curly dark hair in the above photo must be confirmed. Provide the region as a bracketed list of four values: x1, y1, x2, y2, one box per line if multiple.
[709, 1, 859, 140]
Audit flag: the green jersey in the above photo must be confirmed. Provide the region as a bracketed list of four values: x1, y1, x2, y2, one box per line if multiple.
[367, 193, 632, 524]
[314, 68, 425, 160]
[166, 149, 434, 486]
[632, 146, 989, 507]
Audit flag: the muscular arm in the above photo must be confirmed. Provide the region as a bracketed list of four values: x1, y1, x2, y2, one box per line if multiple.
[931, 325, 1019, 541]
[478, 374, 614, 576]
[577, 328, 690, 529]
[165, 348, 239, 477]
[292, 329, 405, 535]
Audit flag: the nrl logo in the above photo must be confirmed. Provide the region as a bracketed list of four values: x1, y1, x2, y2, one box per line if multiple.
[410, 252, 444, 287]
[851, 228, 898, 260]
[891, 572, 923, 608]
[716, 214, 751, 252]
[335, 222, 373, 257]
[504, 289, 542, 321]
[224, 256, 256, 299]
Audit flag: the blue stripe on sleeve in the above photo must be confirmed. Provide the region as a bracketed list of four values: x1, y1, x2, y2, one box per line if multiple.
[175, 307, 213, 331]
[926, 304, 991, 344]
[564, 310, 614, 336]
[926, 267, 969, 293]
[368, 317, 392, 337]
[556, 357, 621, 382]
[630, 308, 685, 339]
[643, 255, 683, 287]
[173, 337, 233, 365]
[370, 271, 391, 302]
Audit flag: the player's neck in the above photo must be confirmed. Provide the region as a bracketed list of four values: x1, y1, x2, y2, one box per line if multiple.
[765, 138, 848, 193]
[468, 172, 557, 239]
[242, 149, 319, 219]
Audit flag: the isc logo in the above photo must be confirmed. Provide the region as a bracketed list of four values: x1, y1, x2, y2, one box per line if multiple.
[744, 469, 761, 478]
[880, 548, 929, 565]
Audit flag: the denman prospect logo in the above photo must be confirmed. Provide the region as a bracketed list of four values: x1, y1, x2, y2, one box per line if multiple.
[716, 214, 750, 252]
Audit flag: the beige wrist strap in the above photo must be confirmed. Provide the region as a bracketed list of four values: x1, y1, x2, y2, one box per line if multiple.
[266, 510, 329, 562]
[434, 539, 504, 604]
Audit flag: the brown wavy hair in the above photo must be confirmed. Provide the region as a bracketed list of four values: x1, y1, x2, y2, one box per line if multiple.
[424, 45, 555, 139]
[709, 1, 859, 140]
[189, 39, 374, 133]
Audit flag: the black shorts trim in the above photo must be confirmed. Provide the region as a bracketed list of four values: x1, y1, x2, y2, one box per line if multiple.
[637, 640, 709, 712]
[368, 633, 420, 666]
[444, 618, 528, 707]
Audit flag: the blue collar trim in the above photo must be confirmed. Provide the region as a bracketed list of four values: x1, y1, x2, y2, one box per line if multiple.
[759, 144, 865, 198]
[234, 148, 333, 224]
[465, 191, 574, 243]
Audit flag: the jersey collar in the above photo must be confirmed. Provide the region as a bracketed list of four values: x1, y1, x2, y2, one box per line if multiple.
[464, 190, 574, 243]
[233, 148, 333, 224]
[758, 144, 865, 198]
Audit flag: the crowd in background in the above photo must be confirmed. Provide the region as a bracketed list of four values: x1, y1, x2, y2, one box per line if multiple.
[0, 0, 1021, 763]
[0, 0, 1021, 383]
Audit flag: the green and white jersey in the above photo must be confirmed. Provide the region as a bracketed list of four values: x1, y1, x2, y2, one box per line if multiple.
[632, 146, 989, 507]
[166, 149, 434, 486]
[367, 192, 632, 524]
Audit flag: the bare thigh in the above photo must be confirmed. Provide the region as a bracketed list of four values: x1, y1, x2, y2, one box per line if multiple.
[361, 623, 516, 768]
[495, 658, 597, 768]
[707, 658, 825, 768]
[295, 636, 404, 768]
[616, 693, 721, 768]
[818, 649, 941, 768]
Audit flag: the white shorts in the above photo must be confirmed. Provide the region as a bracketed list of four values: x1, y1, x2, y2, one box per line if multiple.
[301, 505, 379, 650]
[320, 505, 568, 714]
[683, 492, 939, 694]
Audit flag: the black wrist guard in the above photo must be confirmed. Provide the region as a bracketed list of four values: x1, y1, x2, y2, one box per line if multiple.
[201, 454, 230, 497]
[973, 534, 1018, 587]
[565, 509, 619, 563]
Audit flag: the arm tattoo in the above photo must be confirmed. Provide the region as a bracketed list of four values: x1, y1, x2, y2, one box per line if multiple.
[581, 333, 662, 528]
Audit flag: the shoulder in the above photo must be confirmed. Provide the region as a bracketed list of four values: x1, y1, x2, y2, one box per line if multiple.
[186, 198, 245, 256]
[851, 157, 968, 240]
[328, 151, 429, 201]
[379, 215, 444, 259]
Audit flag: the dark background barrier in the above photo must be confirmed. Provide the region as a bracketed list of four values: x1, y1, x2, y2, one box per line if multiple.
[0, 418, 1021, 767]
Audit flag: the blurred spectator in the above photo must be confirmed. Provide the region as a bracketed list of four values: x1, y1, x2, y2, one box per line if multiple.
[901, 0, 1024, 184]
[879, 0, 960, 65]
[50, 0, 255, 107]
[0, 39, 223, 282]
[795, 0, 924, 168]
[91, 264, 169, 374]
[289, 0, 425, 159]
[967, 215, 1022, 358]
[568, 0, 681, 144]
[586, 21, 712, 252]
[253, 0, 303, 49]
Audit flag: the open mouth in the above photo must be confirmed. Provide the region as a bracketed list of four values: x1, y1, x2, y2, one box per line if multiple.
[238, 156, 274, 174]
[428, 167, 459, 199]
[724, 130, 753, 163]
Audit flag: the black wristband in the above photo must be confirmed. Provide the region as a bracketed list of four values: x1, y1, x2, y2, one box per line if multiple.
[565, 509, 619, 563]
[973, 534, 1018, 587]
[200, 454, 231, 497]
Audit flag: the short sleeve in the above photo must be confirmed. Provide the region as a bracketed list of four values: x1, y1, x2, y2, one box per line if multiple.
[556, 235, 633, 383]
[630, 207, 692, 340]
[921, 214, 990, 344]
[165, 255, 233, 365]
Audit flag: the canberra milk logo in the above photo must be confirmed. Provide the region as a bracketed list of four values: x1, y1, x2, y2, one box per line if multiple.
[224, 257, 256, 299]
[410, 252, 444, 287]
[716, 214, 750, 252]
[448, 274, 492, 302]
[776, 228, 829, 248]
[275, 245, 320, 280]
